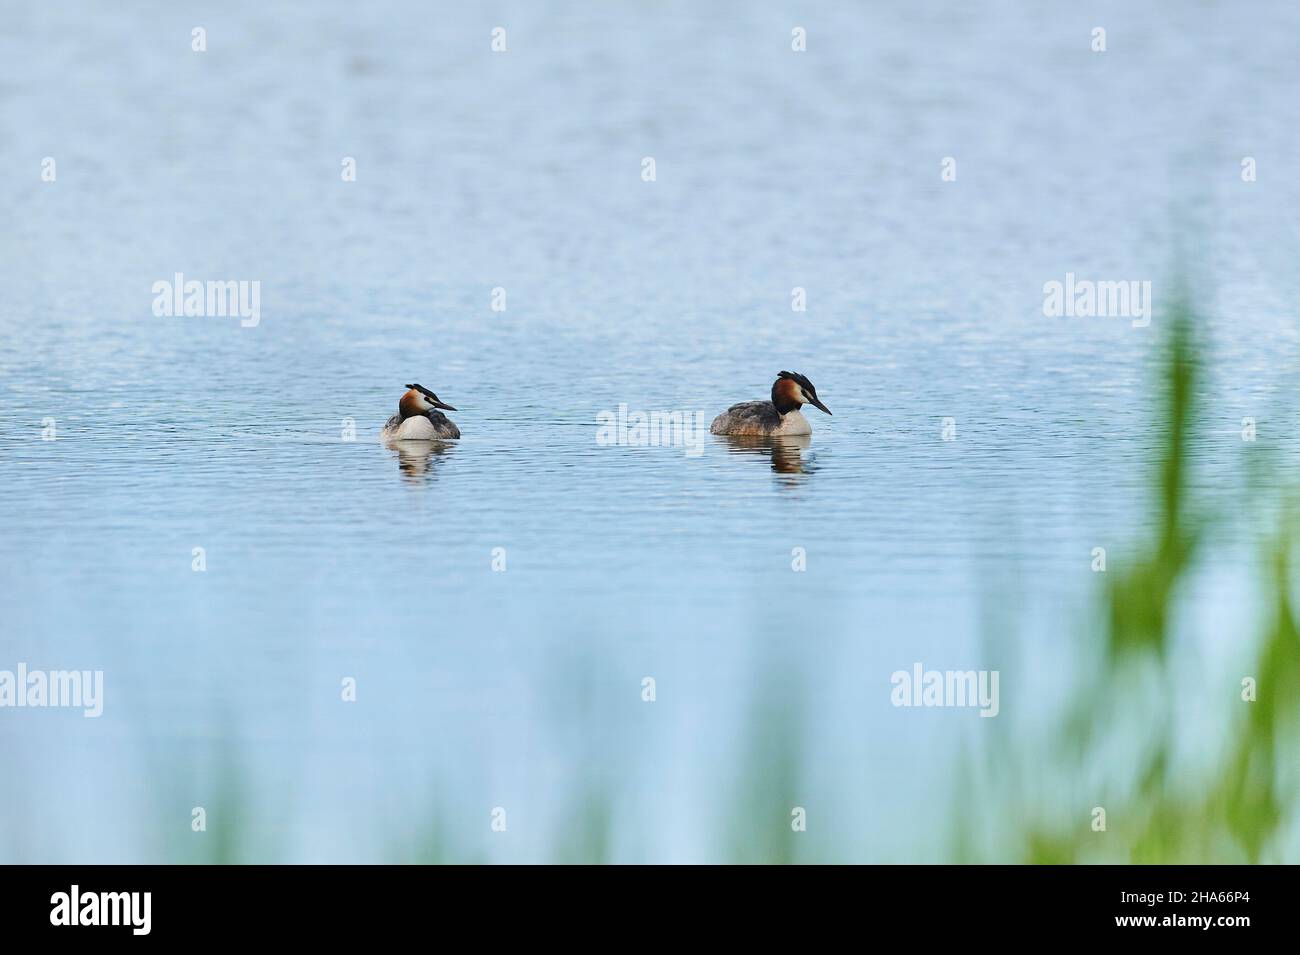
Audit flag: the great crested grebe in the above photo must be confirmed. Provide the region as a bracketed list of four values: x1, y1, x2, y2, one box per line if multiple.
[380, 383, 461, 440]
[709, 370, 831, 437]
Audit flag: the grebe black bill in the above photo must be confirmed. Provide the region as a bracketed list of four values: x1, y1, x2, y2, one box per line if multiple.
[380, 383, 462, 440]
[709, 371, 831, 437]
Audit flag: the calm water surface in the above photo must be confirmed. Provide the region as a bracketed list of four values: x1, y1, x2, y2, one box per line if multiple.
[2, 1, 1298, 861]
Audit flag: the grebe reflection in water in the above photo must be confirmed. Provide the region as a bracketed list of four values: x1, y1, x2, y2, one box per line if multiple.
[718, 433, 812, 474]
[385, 438, 453, 484]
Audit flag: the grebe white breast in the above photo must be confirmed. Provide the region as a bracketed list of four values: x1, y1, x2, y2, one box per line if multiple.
[709, 371, 831, 437]
[380, 383, 461, 440]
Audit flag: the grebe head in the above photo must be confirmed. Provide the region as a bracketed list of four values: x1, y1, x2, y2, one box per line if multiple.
[772, 371, 831, 416]
[400, 383, 458, 418]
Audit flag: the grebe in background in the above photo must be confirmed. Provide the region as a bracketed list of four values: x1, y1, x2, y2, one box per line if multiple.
[709, 371, 831, 437]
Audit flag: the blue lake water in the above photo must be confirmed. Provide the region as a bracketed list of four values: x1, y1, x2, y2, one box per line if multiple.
[2, 1, 1298, 861]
